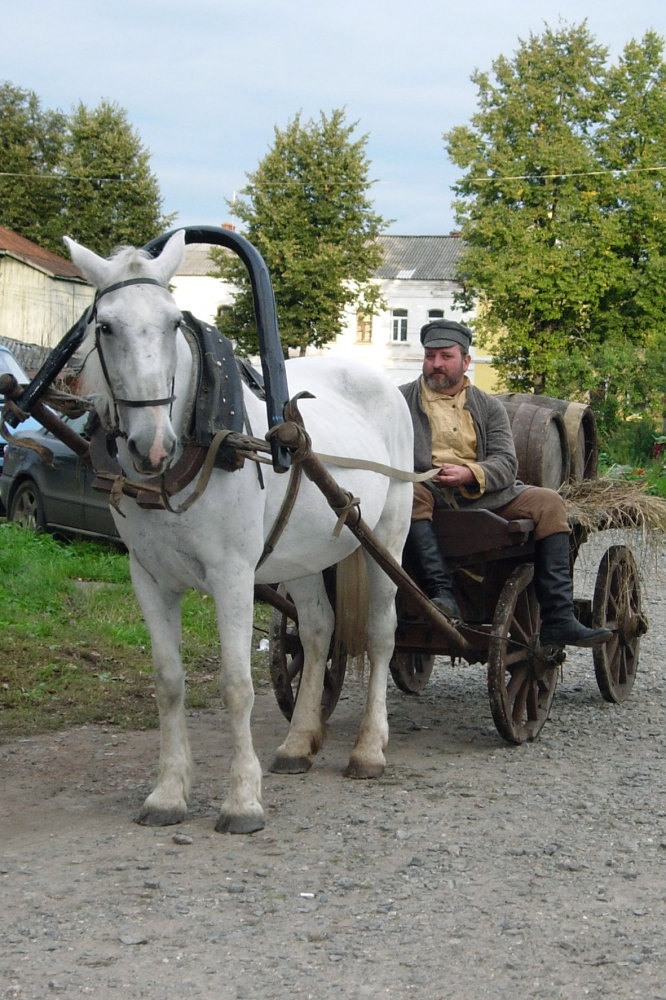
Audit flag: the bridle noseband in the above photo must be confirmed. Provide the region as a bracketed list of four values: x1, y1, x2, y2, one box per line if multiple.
[92, 278, 177, 429]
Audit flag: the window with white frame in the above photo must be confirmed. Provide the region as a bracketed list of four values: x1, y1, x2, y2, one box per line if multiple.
[392, 308, 408, 342]
[428, 309, 444, 320]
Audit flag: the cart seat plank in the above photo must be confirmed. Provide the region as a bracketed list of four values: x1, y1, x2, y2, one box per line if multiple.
[431, 509, 535, 558]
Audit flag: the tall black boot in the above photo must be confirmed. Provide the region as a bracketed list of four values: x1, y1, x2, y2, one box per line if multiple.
[405, 519, 462, 620]
[535, 532, 612, 648]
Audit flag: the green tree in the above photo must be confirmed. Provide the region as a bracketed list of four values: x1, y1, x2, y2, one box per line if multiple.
[214, 109, 387, 356]
[593, 32, 666, 340]
[0, 85, 171, 255]
[60, 101, 172, 256]
[0, 82, 65, 247]
[444, 24, 666, 436]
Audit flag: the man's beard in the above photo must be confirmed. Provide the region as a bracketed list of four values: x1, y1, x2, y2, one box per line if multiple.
[424, 369, 462, 393]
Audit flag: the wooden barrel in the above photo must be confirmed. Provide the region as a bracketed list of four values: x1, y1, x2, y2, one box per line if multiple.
[497, 393, 598, 481]
[498, 399, 570, 490]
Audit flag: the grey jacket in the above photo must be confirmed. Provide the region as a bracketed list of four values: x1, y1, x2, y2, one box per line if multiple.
[399, 378, 528, 510]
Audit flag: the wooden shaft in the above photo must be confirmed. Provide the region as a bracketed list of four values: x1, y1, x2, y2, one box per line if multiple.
[273, 421, 477, 660]
[1, 373, 91, 461]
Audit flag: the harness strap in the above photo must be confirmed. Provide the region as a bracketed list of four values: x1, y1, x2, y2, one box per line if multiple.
[114, 393, 175, 408]
[160, 429, 238, 514]
[255, 461, 302, 569]
[94, 326, 176, 419]
[312, 452, 439, 483]
[92, 277, 167, 318]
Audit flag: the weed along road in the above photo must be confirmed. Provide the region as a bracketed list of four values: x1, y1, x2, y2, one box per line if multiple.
[1, 530, 665, 1000]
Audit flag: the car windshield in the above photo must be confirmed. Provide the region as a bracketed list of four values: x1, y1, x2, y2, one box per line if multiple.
[0, 349, 30, 394]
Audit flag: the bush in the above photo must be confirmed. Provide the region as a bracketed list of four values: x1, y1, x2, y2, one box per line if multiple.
[600, 417, 660, 466]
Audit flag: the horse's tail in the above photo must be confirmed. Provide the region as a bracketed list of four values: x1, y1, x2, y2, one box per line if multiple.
[334, 547, 369, 659]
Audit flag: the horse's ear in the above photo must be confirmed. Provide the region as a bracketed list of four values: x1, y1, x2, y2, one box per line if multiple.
[64, 236, 109, 288]
[153, 230, 186, 284]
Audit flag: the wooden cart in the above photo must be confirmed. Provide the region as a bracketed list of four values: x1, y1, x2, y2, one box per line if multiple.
[2, 225, 648, 748]
[265, 505, 647, 745]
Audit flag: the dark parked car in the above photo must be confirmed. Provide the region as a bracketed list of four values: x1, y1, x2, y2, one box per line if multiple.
[0, 344, 42, 486]
[0, 412, 120, 542]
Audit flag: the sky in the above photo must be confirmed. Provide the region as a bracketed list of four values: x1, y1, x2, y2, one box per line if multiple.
[2, 0, 663, 238]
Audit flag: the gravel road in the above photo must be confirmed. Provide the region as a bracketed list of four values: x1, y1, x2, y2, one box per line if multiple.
[2, 529, 664, 1000]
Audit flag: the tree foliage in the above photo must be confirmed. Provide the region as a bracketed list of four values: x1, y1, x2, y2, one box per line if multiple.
[213, 109, 387, 357]
[58, 101, 172, 256]
[444, 24, 666, 436]
[0, 83, 65, 249]
[0, 83, 171, 256]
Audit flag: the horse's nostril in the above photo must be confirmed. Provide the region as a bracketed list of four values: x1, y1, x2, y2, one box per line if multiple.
[127, 435, 173, 475]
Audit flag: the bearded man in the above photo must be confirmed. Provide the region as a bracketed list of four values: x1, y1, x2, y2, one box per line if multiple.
[399, 319, 610, 650]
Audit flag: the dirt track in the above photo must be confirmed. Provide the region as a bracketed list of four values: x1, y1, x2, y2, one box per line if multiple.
[2, 530, 665, 1000]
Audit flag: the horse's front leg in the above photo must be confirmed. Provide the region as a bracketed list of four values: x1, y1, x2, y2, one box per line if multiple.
[130, 562, 192, 826]
[270, 573, 333, 774]
[213, 572, 264, 834]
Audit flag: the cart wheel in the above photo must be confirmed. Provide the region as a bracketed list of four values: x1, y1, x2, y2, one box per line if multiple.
[592, 545, 645, 703]
[268, 606, 348, 722]
[389, 651, 435, 695]
[487, 563, 560, 744]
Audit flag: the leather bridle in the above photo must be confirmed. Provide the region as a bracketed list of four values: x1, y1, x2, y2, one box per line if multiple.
[91, 278, 177, 432]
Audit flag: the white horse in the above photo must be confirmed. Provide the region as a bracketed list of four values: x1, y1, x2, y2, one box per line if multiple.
[65, 230, 414, 834]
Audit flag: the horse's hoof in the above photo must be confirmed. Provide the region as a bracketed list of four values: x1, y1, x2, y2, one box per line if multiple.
[269, 754, 313, 774]
[135, 805, 187, 827]
[344, 760, 385, 779]
[215, 811, 265, 835]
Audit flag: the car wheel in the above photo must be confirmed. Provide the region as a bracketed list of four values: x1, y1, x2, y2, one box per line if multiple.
[9, 480, 47, 532]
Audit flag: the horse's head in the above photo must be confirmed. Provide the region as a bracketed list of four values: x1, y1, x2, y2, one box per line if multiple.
[66, 232, 187, 476]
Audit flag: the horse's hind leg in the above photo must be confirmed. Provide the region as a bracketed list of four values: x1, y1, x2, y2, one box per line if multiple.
[130, 566, 193, 826]
[344, 551, 398, 779]
[346, 484, 410, 779]
[270, 573, 333, 774]
[212, 572, 264, 834]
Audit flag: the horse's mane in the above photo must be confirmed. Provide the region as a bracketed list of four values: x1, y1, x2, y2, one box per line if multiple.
[105, 245, 155, 278]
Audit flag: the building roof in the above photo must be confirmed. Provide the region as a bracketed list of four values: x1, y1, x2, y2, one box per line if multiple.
[0, 335, 51, 375]
[173, 233, 465, 281]
[177, 242, 221, 276]
[0, 226, 84, 281]
[375, 235, 464, 281]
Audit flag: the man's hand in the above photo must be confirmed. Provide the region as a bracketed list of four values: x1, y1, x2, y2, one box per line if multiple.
[432, 464, 476, 488]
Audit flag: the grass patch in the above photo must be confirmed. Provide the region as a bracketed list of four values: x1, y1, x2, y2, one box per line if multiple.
[0, 523, 273, 741]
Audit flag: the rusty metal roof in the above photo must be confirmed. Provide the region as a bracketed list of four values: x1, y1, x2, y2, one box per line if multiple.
[0, 226, 85, 281]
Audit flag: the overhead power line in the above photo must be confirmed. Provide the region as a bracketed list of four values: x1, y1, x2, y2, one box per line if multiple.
[0, 171, 128, 182]
[471, 164, 666, 183]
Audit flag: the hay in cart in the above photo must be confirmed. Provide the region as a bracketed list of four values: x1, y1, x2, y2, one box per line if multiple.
[561, 477, 666, 537]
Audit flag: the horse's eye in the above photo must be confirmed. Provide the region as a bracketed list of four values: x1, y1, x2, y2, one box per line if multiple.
[97, 322, 113, 337]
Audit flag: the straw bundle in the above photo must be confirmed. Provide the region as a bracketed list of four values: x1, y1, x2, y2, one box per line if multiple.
[560, 478, 666, 535]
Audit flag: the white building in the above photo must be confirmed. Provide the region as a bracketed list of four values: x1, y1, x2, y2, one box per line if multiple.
[169, 242, 236, 324]
[1, 229, 497, 388]
[169, 233, 497, 387]
[0, 226, 92, 351]
[324, 234, 477, 385]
